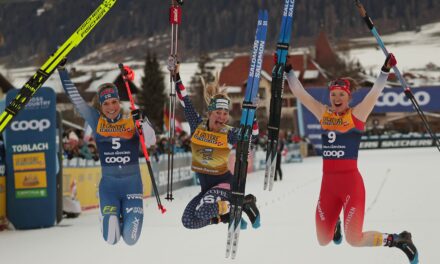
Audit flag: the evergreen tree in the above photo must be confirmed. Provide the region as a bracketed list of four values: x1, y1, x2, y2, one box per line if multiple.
[189, 54, 215, 114]
[138, 52, 166, 133]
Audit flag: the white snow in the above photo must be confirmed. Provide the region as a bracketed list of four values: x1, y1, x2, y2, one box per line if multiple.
[0, 147, 438, 264]
[347, 21, 440, 79]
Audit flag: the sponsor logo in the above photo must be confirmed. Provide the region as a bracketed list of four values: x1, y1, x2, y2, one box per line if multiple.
[249, 40, 259, 78]
[25, 96, 51, 109]
[345, 207, 356, 232]
[283, 0, 289, 16]
[125, 207, 143, 215]
[254, 41, 265, 78]
[104, 156, 130, 164]
[11, 119, 50, 132]
[322, 150, 345, 158]
[193, 130, 223, 145]
[102, 206, 117, 215]
[317, 200, 325, 221]
[126, 194, 143, 200]
[288, 0, 294, 16]
[131, 217, 140, 240]
[381, 139, 433, 148]
[376, 91, 430, 107]
[171, 6, 180, 23]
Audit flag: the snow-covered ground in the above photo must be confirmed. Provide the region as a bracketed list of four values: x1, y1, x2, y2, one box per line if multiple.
[0, 147, 438, 264]
[346, 21, 440, 85]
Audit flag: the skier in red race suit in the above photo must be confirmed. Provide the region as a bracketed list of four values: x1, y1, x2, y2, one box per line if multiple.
[285, 53, 418, 264]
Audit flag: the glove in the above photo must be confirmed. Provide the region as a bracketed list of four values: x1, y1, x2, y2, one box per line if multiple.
[381, 53, 397, 72]
[284, 64, 293, 73]
[252, 117, 259, 137]
[58, 57, 67, 69]
[131, 109, 143, 122]
[122, 65, 135, 81]
[175, 80, 187, 101]
[167, 55, 178, 72]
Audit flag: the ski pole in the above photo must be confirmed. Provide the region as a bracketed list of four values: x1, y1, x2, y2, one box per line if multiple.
[354, 0, 440, 152]
[118, 63, 166, 214]
[166, 0, 183, 201]
[0, 0, 117, 133]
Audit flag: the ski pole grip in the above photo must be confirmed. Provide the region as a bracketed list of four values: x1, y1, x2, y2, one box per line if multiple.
[169, 6, 182, 24]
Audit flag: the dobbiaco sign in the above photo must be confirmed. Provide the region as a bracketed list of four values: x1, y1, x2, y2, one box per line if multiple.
[4, 87, 57, 229]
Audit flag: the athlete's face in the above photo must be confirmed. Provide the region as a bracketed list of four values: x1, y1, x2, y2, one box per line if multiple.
[208, 109, 229, 132]
[101, 98, 121, 120]
[329, 89, 351, 113]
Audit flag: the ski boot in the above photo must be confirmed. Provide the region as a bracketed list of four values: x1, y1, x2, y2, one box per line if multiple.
[386, 231, 419, 264]
[242, 194, 260, 229]
[210, 213, 248, 230]
[333, 217, 343, 245]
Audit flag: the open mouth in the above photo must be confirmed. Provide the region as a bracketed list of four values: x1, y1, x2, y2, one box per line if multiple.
[334, 103, 342, 107]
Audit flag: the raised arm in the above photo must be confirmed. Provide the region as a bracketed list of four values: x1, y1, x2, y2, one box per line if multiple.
[173, 72, 203, 135]
[57, 66, 99, 130]
[352, 54, 396, 122]
[285, 68, 326, 120]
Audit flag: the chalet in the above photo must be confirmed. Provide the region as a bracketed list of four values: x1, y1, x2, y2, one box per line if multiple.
[219, 52, 328, 131]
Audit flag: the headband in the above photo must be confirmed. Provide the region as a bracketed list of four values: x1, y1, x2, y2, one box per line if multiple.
[208, 98, 230, 112]
[98, 83, 120, 104]
[328, 79, 351, 96]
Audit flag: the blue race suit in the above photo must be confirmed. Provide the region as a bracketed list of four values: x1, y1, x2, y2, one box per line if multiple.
[58, 68, 147, 245]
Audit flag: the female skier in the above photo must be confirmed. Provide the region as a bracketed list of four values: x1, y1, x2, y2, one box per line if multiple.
[285, 54, 418, 264]
[58, 64, 155, 245]
[168, 60, 260, 229]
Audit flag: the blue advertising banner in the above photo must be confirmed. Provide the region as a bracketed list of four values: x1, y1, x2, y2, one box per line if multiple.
[4, 87, 57, 229]
[301, 86, 440, 154]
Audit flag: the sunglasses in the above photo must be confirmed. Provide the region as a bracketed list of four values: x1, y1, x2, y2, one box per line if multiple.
[328, 79, 350, 88]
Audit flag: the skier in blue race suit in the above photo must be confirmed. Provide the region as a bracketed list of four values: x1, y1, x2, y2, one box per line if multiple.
[168, 59, 261, 229]
[58, 64, 156, 245]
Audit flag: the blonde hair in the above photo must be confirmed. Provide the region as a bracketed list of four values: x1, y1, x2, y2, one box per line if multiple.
[202, 72, 230, 106]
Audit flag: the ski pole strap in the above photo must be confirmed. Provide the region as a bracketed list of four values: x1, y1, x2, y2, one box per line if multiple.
[276, 42, 289, 50]
[169, 6, 182, 24]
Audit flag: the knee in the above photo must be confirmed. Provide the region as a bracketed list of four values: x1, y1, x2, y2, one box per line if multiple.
[101, 215, 121, 245]
[316, 235, 332, 246]
[345, 232, 362, 247]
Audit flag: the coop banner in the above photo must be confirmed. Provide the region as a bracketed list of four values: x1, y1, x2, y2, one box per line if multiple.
[4, 87, 57, 229]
